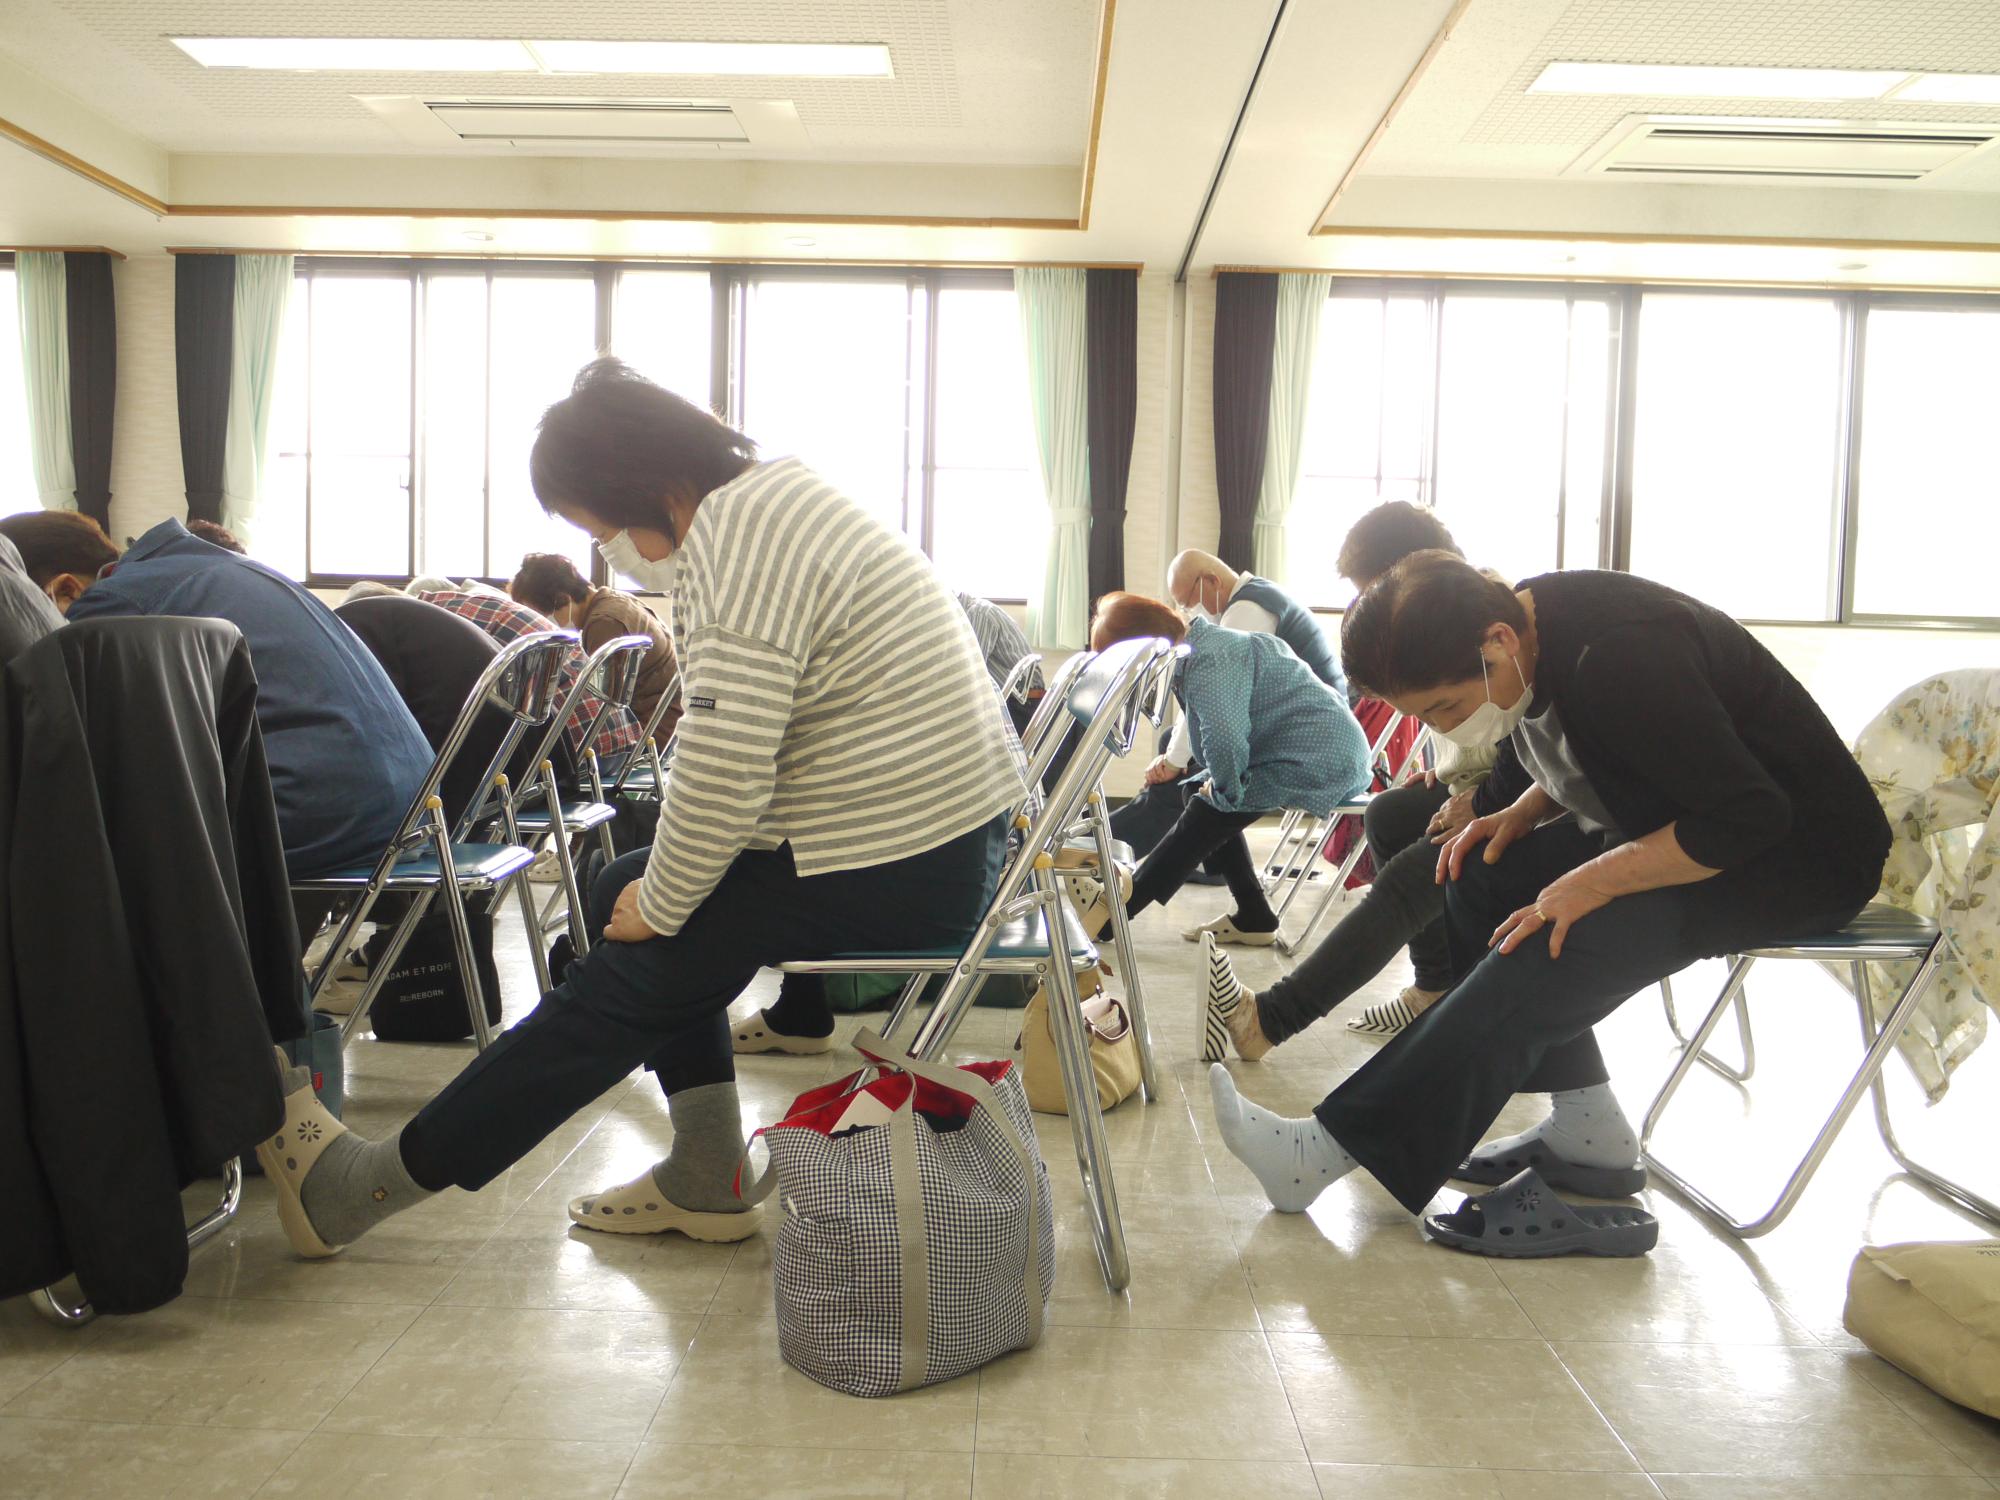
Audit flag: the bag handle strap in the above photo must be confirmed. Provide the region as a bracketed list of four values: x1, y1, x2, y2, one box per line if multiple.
[733, 1062, 895, 1206]
[850, 1029, 1045, 1352]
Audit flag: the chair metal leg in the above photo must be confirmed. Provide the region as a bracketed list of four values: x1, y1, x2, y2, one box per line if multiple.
[1267, 816, 1330, 923]
[1276, 823, 1370, 958]
[1853, 961, 2000, 1226]
[876, 972, 931, 1047]
[1089, 792, 1158, 1104]
[496, 782, 553, 997]
[1035, 868, 1131, 1293]
[430, 826, 497, 1051]
[542, 762, 591, 958]
[584, 750, 619, 866]
[338, 889, 436, 1046]
[1643, 948, 1946, 1238]
[34, 1158, 243, 1329]
[1260, 810, 1306, 889]
[1661, 969, 1756, 1082]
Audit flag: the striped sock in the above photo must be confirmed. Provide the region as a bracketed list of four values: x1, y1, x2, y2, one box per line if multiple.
[1201, 933, 1241, 1062]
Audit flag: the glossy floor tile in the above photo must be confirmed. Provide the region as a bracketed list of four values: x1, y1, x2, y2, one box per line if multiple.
[6, 835, 2000, 1498]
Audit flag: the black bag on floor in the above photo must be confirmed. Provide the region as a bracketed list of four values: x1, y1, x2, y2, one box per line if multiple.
[368, 909, 503, 1043]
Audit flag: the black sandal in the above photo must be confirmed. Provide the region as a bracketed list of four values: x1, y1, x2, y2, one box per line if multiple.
[1424, 1168, 1658, 1259]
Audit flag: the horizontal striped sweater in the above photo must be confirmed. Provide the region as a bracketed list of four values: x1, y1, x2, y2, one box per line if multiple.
[637, 458, 1026, 937]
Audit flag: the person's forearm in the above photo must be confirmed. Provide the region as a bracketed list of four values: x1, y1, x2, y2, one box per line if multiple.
[1581, 823, 1718, 898]
[1509, 783, 1561, 825]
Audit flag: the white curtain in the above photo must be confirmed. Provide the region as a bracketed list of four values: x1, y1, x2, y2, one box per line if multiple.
[1253, 271, 1332, 582]
[221, 254, 294, 540]
[14, 252, 75, 511]
[1014, 267, 1091, 650]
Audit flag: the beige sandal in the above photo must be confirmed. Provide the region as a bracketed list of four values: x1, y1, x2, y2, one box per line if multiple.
[255, 1047, 347, 1259]
[567, 1169, 765, 1241]
[731, 1010, 834, 1056]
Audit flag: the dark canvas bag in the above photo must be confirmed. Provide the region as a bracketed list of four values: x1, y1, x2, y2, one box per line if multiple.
[368, 909, 502, 1043]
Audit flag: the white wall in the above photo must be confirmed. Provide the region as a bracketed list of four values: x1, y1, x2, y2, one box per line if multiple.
[106, 255, 182, 545]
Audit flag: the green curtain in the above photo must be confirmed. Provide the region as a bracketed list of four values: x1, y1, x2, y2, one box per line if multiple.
[1014, 267, 1091, 650]
[14, 252, 75, 511]
[1253, 272, 1332, 583]
[221, 254, 294, 540]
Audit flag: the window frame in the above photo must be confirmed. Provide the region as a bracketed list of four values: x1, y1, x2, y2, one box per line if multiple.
[285, 257, 1029, 600]
[1303, 276, 2000, 630]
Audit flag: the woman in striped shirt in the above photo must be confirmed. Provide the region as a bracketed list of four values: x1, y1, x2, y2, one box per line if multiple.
[259, 359, 1025, 1258]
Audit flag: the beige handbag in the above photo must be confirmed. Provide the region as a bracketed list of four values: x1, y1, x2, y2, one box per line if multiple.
[1018, 968, 1142, 1115]
[1845, 1240, 2000, 1418]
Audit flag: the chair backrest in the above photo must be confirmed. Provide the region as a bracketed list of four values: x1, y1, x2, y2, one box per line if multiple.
[996, 652, 1042, 707]
[567, 634, 654, 763]
[1017, 650, 1095, 770]
[344, 630, 569, 863]
[606, 667, 681, 798]
[510, 632, 652, 805]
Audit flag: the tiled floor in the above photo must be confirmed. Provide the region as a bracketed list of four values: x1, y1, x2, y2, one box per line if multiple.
[7, 846, 2000, 1498]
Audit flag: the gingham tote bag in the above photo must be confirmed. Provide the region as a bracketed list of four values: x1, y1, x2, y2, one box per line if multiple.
[741, 1030, 1055, 1397]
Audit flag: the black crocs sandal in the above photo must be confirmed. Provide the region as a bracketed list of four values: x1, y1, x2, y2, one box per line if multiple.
[1424, 1168, 1658, 1259]
[1452, 1144, 1647, 1198]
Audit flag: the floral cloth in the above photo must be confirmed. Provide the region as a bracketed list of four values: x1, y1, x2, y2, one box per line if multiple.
[1850, 670, 2000, 1102]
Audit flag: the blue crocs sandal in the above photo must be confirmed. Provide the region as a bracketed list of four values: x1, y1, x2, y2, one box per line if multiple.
[1452, 1144, 1647, 1198]
[1424, 1168, 1658, 1259]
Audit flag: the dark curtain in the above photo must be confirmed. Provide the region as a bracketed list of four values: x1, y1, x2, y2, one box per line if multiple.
[63, 253, 117, 529]
[175, 256, 235, 525]
[1084, 268, 1137, 605]
[1212, 272, 1279, 572]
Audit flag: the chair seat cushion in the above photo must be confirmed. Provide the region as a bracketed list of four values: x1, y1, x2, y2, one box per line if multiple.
[296, 842, 536, 889]
[817, 901, 1096, 964]
[512, 799, 618, 833]
[1743, 903, 1939, 959]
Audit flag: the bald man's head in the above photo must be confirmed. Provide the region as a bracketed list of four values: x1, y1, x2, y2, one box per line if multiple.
[1166, 549, 1236, 614]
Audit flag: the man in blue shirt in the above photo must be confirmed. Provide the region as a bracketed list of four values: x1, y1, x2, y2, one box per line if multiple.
[7, 515, 432, 878]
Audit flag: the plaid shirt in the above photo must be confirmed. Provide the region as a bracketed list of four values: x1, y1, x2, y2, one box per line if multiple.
[419, 589, 643, 766]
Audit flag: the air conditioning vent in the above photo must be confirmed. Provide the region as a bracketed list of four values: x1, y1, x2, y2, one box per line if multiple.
[425, 98, 748, 146]
[1569, 115, 2000, 183]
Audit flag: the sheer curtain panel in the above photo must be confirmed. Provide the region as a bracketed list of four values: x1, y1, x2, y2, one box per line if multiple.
[1253, 272, 1332, 582]
[221, 255, 294, 540]
[14, 253, 75, 512]
[1015, 267, 1091, 649]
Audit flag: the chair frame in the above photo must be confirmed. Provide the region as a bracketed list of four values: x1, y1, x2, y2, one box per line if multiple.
[779, 636, 1179, 1293]
[301, 632, 567, 1052]
[1642, 915, 2000, 1238]
[33, 1159, 243, 1328]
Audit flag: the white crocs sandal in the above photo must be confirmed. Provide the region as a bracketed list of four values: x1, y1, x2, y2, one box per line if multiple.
[731, 1010, 834, 1056]
[568, 1170, 765, 1241]
[1179, 914, 1278, 947]
[255, 1047, 347, 1259]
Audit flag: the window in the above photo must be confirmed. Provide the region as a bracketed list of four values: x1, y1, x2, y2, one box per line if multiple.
[1850, 304, 2000, 620]
[0, 265, 47, 518]
[1291, 279, 1999, 627]
[1628, 293, 1845, 621]
[1289, 286, 1616, 606]
[261, 260, 1044, 597]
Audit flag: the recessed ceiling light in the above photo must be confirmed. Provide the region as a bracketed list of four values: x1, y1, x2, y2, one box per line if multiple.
[531, 40, 892, 77]
[171, 36, 539, 71]
[1898, 72, 2000, 105]
[1530, 61, 1911, 100]
[785, 236, 818, 248]
[1837, 261, 1869, 271]
[462, 230, 495, 243]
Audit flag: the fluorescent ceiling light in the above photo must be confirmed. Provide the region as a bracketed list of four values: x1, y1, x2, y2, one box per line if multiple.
[530, 40, 892, 77]
[1531, 62, 1910, 100]
[172, 36, 538, 71]
[1898, 72, 2000, 104]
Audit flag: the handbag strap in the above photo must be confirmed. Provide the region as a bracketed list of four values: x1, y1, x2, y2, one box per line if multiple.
[851, 1030, 1045, 1350]
[885, 1089, 931, 1392]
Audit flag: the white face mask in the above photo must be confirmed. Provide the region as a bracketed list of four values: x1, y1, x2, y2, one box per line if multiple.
[1438, 651, 1533, 752]
[596, 530, 679, 592]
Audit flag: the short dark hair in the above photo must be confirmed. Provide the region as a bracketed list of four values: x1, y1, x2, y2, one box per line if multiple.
[186, 519, 247, 554]
[509, 552, 594, 616]
[1340, 550, 1527, 699]
[529, 357, 757, 529]
[0, 511, 121, 586]
[1090, 591, 1188, 652]
[1337, 502, 1461, 587]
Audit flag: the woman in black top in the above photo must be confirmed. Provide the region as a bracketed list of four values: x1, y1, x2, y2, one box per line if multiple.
[1207, 552, 1890, 1234]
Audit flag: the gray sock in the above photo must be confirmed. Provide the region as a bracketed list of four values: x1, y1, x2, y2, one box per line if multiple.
[297, 1103, 434, 1247]
[650, 1082, 751, 1214]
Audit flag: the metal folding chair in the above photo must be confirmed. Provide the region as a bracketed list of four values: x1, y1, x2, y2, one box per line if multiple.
[1271, 714, 1431, 957]
[1642, 905, 2000, 1238]
[779, 636, 1179, 1293]
[300, 632, 566, 1051]
[997, 651, 1043, 710]
[599, 669, 681, 803]
[506, 634, 653, 958]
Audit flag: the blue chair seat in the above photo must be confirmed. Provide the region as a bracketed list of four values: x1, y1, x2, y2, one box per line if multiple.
[791, 903, 1097, 966]
[1742, 904, 1938, 961]
[296, 842, 537, 890]
[512, 799, 618, 834]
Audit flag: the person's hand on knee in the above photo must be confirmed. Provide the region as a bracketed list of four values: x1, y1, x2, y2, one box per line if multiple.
[604, 882, 658, 943]
[1491, 866, 1615, 958]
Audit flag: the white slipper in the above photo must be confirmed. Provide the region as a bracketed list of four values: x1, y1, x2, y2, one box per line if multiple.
[1179, 914, 1279, 947]
[568, 1169, 765, 1241]
[1067, 863, 1134, 937]
[1345, 986, 1443, 1037]
[254, 1046, 347, 1259]
[731, 1010, 834, 1055]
